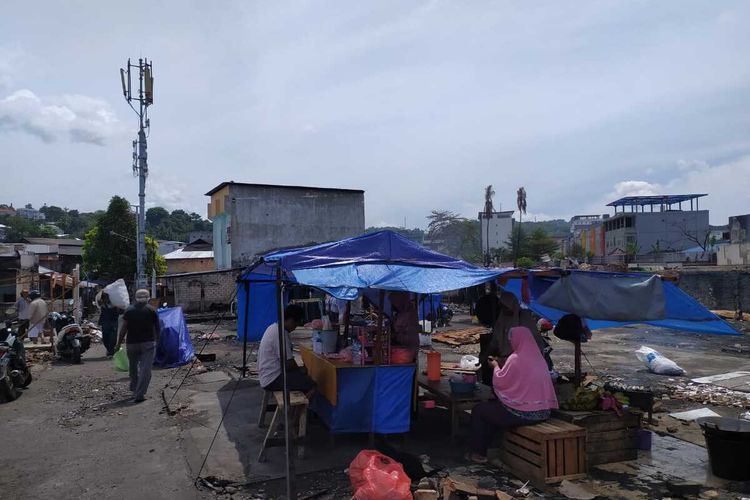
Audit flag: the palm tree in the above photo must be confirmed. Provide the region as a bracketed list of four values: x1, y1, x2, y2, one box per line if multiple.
[483, 185, 495, 266]
[515, 187, 527, 266]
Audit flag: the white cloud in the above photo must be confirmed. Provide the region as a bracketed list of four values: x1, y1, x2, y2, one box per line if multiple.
[0, 89, 125, 145]
[610, 180, 662, 198]
[604, 156, 750, 224]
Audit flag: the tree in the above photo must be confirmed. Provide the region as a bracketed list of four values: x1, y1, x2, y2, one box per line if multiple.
[39, 205, 66, 223]
[146, 207, 170, 229]
[483, 185, 495, 266]
[0, 216, 56, 241]
[83, 196, 137, 281]
[424, 210, 482, 262]
[82, 196, 165, 282]
[526, 227, 559, 260]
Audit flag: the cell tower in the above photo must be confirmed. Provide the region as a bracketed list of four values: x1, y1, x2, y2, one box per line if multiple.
[120, 58, 154, 290]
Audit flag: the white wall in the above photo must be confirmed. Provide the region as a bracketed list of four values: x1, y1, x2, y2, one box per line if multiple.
[480, 213, 513, 250]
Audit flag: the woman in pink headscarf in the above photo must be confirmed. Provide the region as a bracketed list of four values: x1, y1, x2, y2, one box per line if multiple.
[466, 326, 558, 463]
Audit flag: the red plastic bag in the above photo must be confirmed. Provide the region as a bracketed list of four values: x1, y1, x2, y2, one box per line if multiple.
[349, 450, 412, 500]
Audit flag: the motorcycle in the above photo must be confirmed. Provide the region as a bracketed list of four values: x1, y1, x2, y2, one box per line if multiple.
[50, 311, 91, 364]
[0, 320, 32, 402]
[436, 304, 454, 327]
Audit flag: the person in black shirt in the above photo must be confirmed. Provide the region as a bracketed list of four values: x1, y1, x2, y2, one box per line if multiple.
[115, 289, 160, 403]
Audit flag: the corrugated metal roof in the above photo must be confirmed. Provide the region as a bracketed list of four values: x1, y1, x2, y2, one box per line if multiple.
[163, 249, 214, 260]
[205, 181, 364, 196]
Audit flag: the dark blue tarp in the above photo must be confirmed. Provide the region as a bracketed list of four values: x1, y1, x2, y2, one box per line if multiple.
[154, 307, 195, 367]
[310, 365, 415, 433]
[502, 271, 738, 335]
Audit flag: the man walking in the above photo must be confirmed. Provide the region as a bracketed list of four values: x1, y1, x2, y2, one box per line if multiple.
[115, 289, 160, 403]
[14, 289, 30, 338]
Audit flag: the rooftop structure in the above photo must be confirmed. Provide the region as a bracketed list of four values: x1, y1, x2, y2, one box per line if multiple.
[607, 194, 707, 213]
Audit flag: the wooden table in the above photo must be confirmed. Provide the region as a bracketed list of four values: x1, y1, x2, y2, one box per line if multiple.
[417, 374, 496, 438]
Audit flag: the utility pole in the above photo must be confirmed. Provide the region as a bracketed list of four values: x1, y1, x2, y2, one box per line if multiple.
[120, 58, 154, 290]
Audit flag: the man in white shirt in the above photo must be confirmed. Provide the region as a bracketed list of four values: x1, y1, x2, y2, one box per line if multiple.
[257, 304, 315, 396]
[14, 289, 30, 338]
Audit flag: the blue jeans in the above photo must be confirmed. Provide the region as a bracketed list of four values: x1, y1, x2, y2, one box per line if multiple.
[127, 341, 155, 400]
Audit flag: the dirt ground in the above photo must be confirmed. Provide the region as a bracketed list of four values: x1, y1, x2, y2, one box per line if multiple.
[2, 312, 749, 500]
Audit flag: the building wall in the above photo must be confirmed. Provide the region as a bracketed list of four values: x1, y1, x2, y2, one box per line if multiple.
[678, 269, 750, 312]
[479, 212, 513, 250]
[606, 210, 709, 256]
[165, 258, 215, 275]
[729, 215, 750, 243]
[212, 213, 232, 270]
[163, 268, 242, 313]
[717, 243, 750, 266]
[226, 185, 365, 268]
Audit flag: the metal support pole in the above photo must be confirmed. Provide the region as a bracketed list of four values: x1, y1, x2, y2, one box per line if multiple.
[242, 281, 250, 377]
[276, 267, 295, 499]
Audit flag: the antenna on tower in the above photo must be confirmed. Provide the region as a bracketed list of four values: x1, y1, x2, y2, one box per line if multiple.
[119, 58, 155, 290]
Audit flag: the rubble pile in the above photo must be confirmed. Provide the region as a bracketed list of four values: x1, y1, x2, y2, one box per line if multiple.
[26, 350, 54, 365]
[667, 382, 750, 408]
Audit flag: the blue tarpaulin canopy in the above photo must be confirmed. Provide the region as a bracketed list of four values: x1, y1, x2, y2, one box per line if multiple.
[237, 230, 512, 341]
[501, 270, 738, 335]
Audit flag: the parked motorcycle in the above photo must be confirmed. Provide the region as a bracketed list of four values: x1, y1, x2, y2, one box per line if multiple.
[50, 311, 91, 364]
[0, 320, 32, 402]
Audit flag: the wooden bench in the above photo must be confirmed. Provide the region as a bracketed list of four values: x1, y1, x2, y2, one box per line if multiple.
[500, 419, 587, 487]
[257, 391, 309, 463]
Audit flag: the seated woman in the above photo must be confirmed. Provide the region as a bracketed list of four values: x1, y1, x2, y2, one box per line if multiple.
[466, 326, 559, 463]
[389, 291, 420, 361]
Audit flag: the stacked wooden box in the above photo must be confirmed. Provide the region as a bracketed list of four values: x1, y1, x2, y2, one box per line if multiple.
[553, 409, 641, 466]
[500, 419, 587, 487]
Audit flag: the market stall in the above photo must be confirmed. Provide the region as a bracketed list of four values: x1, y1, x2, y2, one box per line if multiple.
[235, 230, 511, 435]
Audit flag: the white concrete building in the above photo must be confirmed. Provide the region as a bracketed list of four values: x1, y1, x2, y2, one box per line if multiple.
[478, 210, 514, 251]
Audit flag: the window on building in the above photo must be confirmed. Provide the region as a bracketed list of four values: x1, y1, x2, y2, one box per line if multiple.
[625, 217, 633, 228]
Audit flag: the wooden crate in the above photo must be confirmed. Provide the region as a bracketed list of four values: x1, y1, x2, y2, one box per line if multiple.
[500, 419, 587, 487]
[553, 409, 641, 465]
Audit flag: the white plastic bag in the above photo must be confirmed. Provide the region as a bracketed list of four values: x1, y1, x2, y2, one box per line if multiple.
[635, 345, 685, 375]
[459, 355, 480, 370]
[104, 279, 130, 309]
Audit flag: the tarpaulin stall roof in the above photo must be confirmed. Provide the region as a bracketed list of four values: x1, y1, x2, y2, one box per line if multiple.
[236, 230, 512, 341]
[502, 270, 738, 335]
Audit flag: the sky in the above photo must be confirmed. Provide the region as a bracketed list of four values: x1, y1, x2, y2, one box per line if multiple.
[1, 1, 749, 227]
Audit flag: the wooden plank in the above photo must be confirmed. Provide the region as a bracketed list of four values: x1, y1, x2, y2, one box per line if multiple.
[578, 436, 586, 473]
[500, 449, 543, 485]
[503, 436, 544, 466]
[273, 391, 309, 407]
[546, 473, 587, 484]
[547, 440, 556, 477]
[554, 409, 641, 427]
[564, 438, 578, 475]
[588, 439, 638, 454]
[504, 430, 543, 454]
[588, 428, 639, 442]
[576, 419, 641, 433]
[555, 439, 564, 479]
[515, 420, 585, 440]
[588, 449, 638, 466]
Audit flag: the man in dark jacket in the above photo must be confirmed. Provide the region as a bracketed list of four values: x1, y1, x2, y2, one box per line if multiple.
[115, 289, 160, 403]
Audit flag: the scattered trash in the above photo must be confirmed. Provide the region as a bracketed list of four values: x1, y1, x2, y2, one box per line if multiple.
[514, 480, 531, 496]
[668, 408, 720, 421]
[558, 480, 597, 500]
[635, 346, 685, 375]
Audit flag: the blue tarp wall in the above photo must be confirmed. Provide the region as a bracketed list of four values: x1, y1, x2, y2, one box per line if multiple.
[155, 307, 195, 367]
